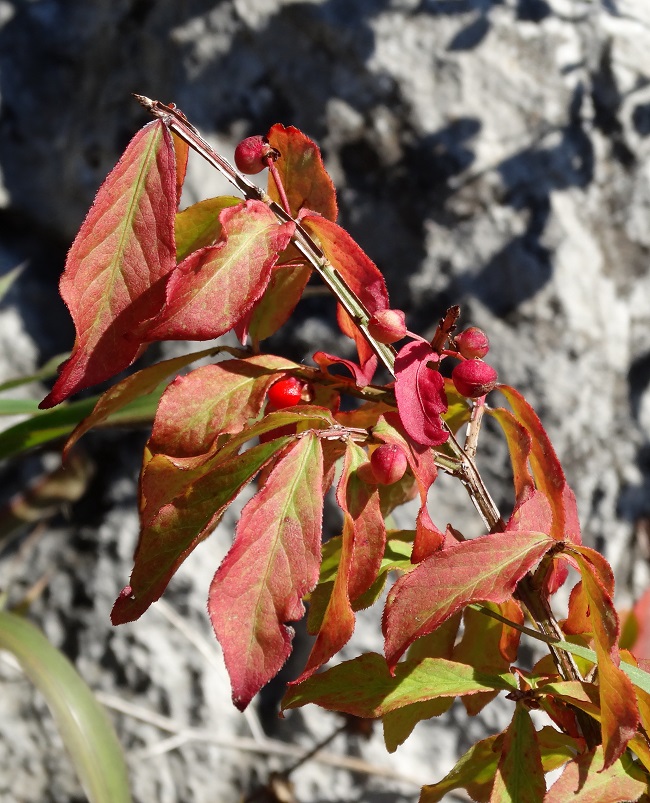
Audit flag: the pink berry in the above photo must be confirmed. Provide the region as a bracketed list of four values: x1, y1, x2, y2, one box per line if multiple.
[455, 327, 490, 359]
[234, 136, 277, 174]
[370, 444, 408, 485]
[367, 309, 407, 344]
[267, 376, 305, 408]
[452, 359, 498, 399]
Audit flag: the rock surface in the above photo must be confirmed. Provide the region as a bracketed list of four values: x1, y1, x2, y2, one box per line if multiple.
[0, 0, 650, 801]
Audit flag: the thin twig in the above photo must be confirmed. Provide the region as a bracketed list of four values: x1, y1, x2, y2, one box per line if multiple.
[95, 692, 425, 786]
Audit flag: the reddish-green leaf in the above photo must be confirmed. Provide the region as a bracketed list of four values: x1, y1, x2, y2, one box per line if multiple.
[566, 546, 640, 768]
[266, 124, 338, 221]
[487, 407, 534, 500]
[382, 531, 555, 670]
[373, 413, 443, 562]
[64, 346, 223, 456]
[394, 341, 449, 448]
[282, 653, 516, 718]
[41, 120, 177, 408]
[544, 747, 648, 803]
[175, 196, 240, 261]
[489, 703, 545, 803]
[141, 201, 294, 341]
[496, 385, 581, 545]
[238, 260, 312, 346]
[295, 442, 385, 682]
[209, 433, 324, 710]
[111, 435, 292, 625]
[171, 132, 189, 208]
[147, 354, 297, 460]
[302, 213, 389, 371]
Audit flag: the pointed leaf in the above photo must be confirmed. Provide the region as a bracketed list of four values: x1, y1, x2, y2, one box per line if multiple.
[111, 436, 292, 625]
[488, 406, 534, 500]
[394, 340, 449, 448]
[64, 346, 224, 456]
[383, 531, 555, 670]
[147, 354, 297, 460]
[142, 201, 294, 341]
[175, 195, 240, 261]
[544, 747, 648, 803]
[628, 588, 650, 661]
[41, 120, 177, 407]
[490, 703, 545, 803]
[282, 653, 516, 718]
[267, 124, 338, 221]
[296, 441, 385, 682]
[496, 385, 581, 544]
[312, 350, 378, 388]
[302, 213, 389, 369]
[209, 433, 324, 710]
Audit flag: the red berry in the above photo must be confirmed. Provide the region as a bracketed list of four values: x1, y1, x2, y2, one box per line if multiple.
[452, 359, 498, 399]
[370, 444, 408, 485]
[367, 309, 407, 344]
[234, 135, 277, 174]
[455, 326, 490, 359]
[267, 376, 305, 408]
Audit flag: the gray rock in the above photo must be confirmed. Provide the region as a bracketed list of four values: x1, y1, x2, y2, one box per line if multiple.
[1, 0, 649, 800]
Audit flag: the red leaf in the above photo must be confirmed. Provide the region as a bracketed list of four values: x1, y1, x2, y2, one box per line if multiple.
[394, 340, 449, 447]
[302, 213, 390, 371]
[146, 354, 297, 461]
[312, 350, 378, 388]
[141, 201, 294, 341]
[266, 124, 338, 221]
[382, 531, 555, 670]
[41, 120, 177, 407]
[111, 436, 292, 625]
[544, 747, 648, 802]
[489, 703, 545, 803]
[487, 407, 534, 500]
[295, 442, 385, 682]
[374, 413, 443, 562]
[209, 433, 324, 710]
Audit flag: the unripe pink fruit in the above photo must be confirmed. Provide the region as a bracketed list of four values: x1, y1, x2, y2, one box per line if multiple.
[452, 359, 497, 398]
[455, 326, 490, 359]
[370, 444, 408, 485]
[234, 136, 277, 174]
[367, 309, 407, 344]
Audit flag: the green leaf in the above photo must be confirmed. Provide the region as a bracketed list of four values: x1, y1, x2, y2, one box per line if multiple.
[544, 746, 649, 802]
[0, 611, 131, 803]
[282, 653, 517, 718]
[489, 703, 545, 803]
[0, 353, 69, 393]
[0, 262, 25, 303]
[175, 196, 240, 261]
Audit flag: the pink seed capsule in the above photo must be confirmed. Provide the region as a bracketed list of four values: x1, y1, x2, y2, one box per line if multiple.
[234, 135, 277, 174]
[452, 359, 498, 398]
[370, 443, 408, 485]
[455, 326, 490, 359]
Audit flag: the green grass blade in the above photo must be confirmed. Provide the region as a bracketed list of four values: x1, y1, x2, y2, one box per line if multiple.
[0, 611, 132, 803]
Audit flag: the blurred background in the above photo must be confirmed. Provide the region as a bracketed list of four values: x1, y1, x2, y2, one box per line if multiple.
[0, 1, 650, 800]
